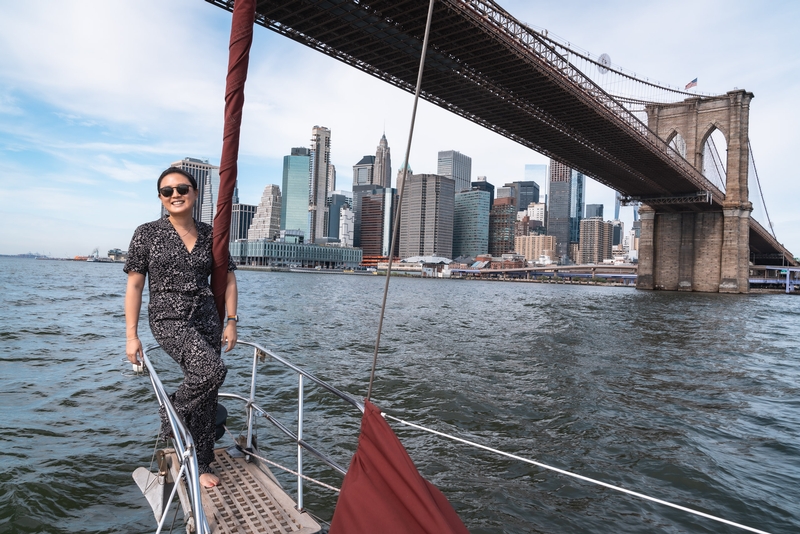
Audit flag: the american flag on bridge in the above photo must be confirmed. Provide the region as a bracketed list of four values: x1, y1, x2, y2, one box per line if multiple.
[685, 78, 698, 90]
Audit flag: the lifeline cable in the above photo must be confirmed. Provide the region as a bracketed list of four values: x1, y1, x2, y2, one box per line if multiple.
[223, 426, 340, 493]
[383, 413, 771, 534]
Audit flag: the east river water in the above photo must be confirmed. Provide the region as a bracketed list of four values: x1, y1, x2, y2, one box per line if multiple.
[1, 256, 799, 533]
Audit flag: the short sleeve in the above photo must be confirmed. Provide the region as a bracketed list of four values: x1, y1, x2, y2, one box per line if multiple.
[228, 254, 237, 272]
[123, 225, 149, 275]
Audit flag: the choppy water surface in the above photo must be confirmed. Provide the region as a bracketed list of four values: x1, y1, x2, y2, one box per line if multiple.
[1, 256, 798, 533]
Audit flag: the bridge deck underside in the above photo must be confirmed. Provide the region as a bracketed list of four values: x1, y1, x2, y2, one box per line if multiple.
[244, 0, 706, 200]
[207, 0, 792, 262]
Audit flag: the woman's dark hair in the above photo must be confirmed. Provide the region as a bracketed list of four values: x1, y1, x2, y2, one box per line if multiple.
[157, 167, 198, 191]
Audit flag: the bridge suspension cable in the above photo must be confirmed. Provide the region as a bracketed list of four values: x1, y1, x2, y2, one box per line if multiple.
[509, 8, 716, 107]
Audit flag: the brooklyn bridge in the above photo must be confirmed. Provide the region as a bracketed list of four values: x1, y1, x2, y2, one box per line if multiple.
[207, 0, 795, 293]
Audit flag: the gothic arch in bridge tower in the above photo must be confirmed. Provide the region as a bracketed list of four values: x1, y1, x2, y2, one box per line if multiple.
[698, 125, 729, 192]
[665, 130, 687, 159]
[639, 90, 754, 294]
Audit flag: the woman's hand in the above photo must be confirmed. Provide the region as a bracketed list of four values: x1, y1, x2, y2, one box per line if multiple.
[223, 321, 237, 353]
[125, 272, 146, 365]
[126, 337, 143, 364]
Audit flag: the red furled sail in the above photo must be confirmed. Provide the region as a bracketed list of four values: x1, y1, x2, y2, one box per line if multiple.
[329, 400, 470, 534]
[211, 0, 256, 322]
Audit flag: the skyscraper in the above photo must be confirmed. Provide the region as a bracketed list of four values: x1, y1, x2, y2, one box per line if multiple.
[585, 204, 603, 219]
[611, 219, 624, 248]
[395, 162, 412, 194]
[167, 158, 219, 222]
[352, 155, 375, 186]
[499, 181, 540, 212]
[360, 188, 398, 258]
[373, 134, 392, 189]
[352, 184, 381, 248]
[471, 176, 495, 206]
[578, 217, 613, 264]
[547, 160, 585, 263]
[231, 203, 257, 242]
[281, 147, 311, 237]
[399, 174, 455, 259]
[524, 164, 548, 186]
[309, 126, 333, 243]
[516, 181, 540, 209]
[453, 189, 490, 259]
[248, 184, 282, 240]
[489, 197, 516, 256]
[200, 174, 215, 224]
[325, 190, 352, 241]
[437, 150, 472, 193]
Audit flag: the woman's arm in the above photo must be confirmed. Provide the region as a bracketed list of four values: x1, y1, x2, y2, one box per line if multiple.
[125, 272, 146, 364]
[223, 271, 238, 352]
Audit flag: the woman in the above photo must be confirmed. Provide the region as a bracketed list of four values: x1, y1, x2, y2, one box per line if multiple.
[124, 167, 238, 488]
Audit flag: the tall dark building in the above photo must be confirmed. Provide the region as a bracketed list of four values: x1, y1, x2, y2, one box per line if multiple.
[611, 220, 624, 247]
[547, 160, 585, 263]
[471, 176, 495, 206]
[501, 181, 540, 211]
[585, 204, 603, 219]
[230, 204, 257, 241]
[489, 197, 517, 256]
[360, 188, 398, 257]
[352, 184, 382, 247]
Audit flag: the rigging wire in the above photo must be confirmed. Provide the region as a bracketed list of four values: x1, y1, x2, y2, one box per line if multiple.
[366, 0, 436, 402]
[383, 413, 772, 534]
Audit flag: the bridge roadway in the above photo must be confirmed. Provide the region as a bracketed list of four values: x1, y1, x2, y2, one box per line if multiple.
[206, 0, 793, 263]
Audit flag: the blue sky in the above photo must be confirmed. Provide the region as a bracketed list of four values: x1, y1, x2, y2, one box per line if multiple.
[1, 1, 798, 257]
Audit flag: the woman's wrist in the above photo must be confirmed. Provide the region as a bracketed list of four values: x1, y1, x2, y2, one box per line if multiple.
[127, 336, 139, 341]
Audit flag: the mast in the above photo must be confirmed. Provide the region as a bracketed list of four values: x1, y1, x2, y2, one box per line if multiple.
[211, 0, 256, 322]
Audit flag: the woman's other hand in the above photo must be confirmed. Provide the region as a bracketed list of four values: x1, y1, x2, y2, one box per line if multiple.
[126, 337, 143, 364]
[223, 321, 237, 352]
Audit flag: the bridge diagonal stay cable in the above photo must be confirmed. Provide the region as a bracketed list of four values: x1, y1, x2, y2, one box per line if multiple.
[749, 141, 777, 239]
[707, 134, 727, 192]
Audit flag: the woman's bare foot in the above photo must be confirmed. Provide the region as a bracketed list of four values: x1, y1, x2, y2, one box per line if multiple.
[199, 473, 220, 488]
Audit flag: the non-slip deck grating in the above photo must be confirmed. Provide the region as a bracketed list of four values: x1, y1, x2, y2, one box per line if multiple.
[201, 448, 320, 534]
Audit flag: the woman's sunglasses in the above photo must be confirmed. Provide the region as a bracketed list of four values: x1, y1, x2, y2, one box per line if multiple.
[159, 184, 192, 197]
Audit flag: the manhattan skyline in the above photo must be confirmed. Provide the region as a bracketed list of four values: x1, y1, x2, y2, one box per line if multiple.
[1, 1, 798, 257]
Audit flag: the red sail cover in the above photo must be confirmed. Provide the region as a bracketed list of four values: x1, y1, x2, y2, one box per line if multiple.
[329, 400, 469, 534]
[211, 0, 255, 322]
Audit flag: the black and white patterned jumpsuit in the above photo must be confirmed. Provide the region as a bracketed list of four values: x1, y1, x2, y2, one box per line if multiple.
[124, 215, 235, 474]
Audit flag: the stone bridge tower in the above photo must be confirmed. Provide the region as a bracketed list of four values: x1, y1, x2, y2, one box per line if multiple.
[638, 90, 753, 293]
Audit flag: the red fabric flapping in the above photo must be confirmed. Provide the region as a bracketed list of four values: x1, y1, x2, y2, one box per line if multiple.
[329, 400, 469, 534]
[211, 0, 255, 323]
